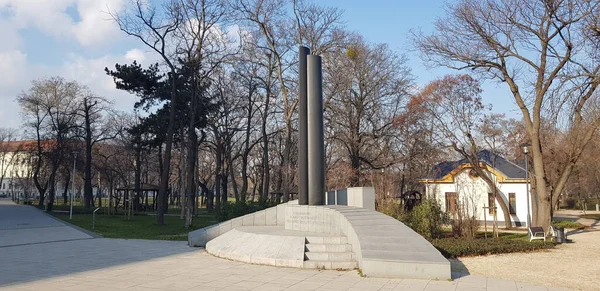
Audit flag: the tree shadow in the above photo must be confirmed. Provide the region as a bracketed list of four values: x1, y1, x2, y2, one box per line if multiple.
[566, 227, 600, 237]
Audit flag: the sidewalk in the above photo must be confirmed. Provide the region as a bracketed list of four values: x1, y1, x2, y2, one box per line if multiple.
[0, 199, 573, 291]
[0, 199, 94, 248]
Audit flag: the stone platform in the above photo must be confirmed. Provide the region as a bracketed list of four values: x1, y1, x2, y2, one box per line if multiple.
[206, 226, 358, 270]
[189, 200, 451, 280]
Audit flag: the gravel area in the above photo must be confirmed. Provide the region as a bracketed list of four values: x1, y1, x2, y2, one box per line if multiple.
[452, 211, 600, 291]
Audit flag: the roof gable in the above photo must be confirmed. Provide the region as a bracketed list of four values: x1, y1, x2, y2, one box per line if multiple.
[426, 150, 526, 180]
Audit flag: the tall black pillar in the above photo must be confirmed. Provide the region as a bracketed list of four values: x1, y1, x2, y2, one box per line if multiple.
[307, 54, 325, 205]
[298, 46, 310, 205]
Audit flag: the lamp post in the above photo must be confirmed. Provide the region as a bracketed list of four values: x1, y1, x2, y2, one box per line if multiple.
[521, 143, 531, 228]
[71, 151, 79, 220]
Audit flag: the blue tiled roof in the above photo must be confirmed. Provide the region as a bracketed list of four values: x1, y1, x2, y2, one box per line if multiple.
[426, 150, 526, 179]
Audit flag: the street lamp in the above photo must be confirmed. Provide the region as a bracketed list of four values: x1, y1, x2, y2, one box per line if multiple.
[71, 151, 79, 220]
[520, 143, 531, 228]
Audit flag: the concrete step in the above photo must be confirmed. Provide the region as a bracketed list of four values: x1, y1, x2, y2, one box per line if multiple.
[304, 251, 355, 261]
[305, 243, 352, 252]
[303, 260, 358, 270]
[305, 236, 347, 244]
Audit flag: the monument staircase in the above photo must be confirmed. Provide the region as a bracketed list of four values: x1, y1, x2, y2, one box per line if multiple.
[303, 235, 357, 270]
[188, 188, 451, 280]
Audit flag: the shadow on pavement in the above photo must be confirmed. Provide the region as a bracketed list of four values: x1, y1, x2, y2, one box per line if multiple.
[449, 258, 471, 279]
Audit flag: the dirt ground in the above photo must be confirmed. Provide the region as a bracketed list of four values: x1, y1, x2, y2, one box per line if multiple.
[452, 210, 600, 291]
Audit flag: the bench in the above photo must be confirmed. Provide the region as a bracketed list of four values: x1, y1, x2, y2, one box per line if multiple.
[528, 226, 546, 242]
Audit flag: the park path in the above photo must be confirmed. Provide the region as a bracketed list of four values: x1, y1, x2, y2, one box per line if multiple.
[0, 199, 572, 291]
[0, 199, 94, 248]
[457, 210, 600, 291]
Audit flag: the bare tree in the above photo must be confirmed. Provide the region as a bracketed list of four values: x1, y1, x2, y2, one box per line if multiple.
[234, 0, 345, 202]
[324, 36, 412, 186]
[414, 0, 600, 229]
[17, 77, 81, 211]
[413, 74, 514, 230]
[74, 94, 121, 209]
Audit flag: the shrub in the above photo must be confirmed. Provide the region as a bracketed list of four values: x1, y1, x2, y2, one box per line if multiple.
[377, 199, 409, 222]
[432, 236, 555, 258]
[407, 198, 448, 240]
[450, 203, 479, 239]
[216, 200, 277, 221]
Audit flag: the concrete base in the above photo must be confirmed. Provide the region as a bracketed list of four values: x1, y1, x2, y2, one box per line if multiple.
[190, 202, 450, 280]
[206, 227, 306, 268]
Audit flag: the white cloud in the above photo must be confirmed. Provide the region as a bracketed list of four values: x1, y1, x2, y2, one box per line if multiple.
[0, 0, 156, 129]
[125, 48, 146, 63]
[60, 52, 138, 112]
[2, 0, 75, 39]
[0, 50, 145, 129]
[0, 18, 22, 50]
[0, 50, 26, 88]
[0, 0, 124, 47]
[72, 0, 125, 47]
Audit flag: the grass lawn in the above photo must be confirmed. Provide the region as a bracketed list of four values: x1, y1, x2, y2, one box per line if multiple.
[53, 211, 218, 241]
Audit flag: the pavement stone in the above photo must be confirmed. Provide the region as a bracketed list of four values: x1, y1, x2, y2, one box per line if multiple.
[0, 199, 573, 291]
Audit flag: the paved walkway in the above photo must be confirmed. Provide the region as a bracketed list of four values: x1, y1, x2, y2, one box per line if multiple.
[0, 200, 94, 247]
[0, 199, 572, 291]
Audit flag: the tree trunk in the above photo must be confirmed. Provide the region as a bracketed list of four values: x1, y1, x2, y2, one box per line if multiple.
[478, 171, 512, 229]
[157, 71, 177, 225]
[83, 102, 94, 209]
[221, 165, 228, 206]
[531, 140, 551, 229]
[46, 168, 57, 212]
[185, 125, 198, 228]
[228, 150, 239, 202]
[202, 182, 213, 211]
[62, 172, 70, 205]
[134, 145, 142, 212]
[215, 134, 222, 210]
[261, 81, 271, 203]
[350, 151, 360, 187]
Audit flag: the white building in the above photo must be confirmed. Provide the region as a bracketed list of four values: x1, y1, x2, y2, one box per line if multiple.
[0, 141, 37, 200]
[421, 150, 530, 227]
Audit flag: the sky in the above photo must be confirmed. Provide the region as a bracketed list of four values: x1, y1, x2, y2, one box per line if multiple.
[0, 0, 521, 130]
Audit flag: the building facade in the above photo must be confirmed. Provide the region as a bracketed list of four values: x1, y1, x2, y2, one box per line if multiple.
[421, 150, 531, 227]
[0, 143, 37, 200]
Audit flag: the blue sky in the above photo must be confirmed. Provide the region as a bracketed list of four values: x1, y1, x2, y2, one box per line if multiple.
[0, 0, 520, 130]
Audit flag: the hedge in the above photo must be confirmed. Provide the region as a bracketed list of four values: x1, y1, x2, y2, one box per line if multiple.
[432, 236, 555, 258]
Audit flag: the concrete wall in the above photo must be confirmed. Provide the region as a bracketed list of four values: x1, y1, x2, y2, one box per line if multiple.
[188, 200, 296, 247]
[325, 187, 375, 210]
[425, 169, 530, 225]
[189, 186, 450, 280]
[189, 187, 377, 248]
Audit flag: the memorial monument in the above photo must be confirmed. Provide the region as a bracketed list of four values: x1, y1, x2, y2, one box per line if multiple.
[188, 47, 451, 280]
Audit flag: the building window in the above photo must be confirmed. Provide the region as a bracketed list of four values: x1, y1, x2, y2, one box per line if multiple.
[488, 193, 495, 215]
[445, 192, 457, 214]
[509, 193, 516, 215]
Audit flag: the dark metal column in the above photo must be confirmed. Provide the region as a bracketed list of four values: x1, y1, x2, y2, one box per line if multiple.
[307, 54, 325, 205]
[298, 46, 310, 205]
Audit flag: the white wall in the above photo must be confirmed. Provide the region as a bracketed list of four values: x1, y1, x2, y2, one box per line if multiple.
[425, 169, 530, 226]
